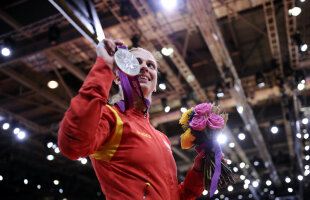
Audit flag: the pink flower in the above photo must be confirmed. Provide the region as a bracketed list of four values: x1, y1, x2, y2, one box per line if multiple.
[194, 103, 212, 116]
[189, 116, 207, 131]
[207, 113, 224, 130]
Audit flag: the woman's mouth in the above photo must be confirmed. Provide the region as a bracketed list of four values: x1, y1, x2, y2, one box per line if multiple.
[138, 75, 150, 83]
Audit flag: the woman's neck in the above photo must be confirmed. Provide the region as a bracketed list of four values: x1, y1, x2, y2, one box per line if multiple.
[133, 92, 151, 113]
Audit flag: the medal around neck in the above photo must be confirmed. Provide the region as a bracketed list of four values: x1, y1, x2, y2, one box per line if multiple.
[114, 48, 140, 76]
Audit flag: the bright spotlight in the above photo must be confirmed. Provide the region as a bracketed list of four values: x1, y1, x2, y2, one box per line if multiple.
[302, 118, 309, 125]
[305, 165, 309, 170]
[237, 106, 243, 114]
[238, 195, 243, 199]
[160, 0, 177, 11]
[47, 80, 59, 89]
[240, 162, 245, 169]
[266, 180, 272, 186]
[37, 184, 41, 189]
[240, 175, 245, 180]
[252, 180, 259, 188]
[304, 169, 310, 176]
[238, 133, 246, 140]
[159, 83, 166, 90]
[161, 47, 174, 56]
[285, 177, 291, 183]
[0, 175, 3, 181]
[24, 179, 28, 185]
[288, 188, 293, 193]
[180, 107, 187, 113]
[227, 185, 233, 192]
[202, 189, 208, 195]
[2, 122, 10, 130]
[305, 155, 309, 160]
[305, 146, 310, 151]
[297, 175, 303, 181]
[228, 142, 235, 148]
[1, 47, 11, 57]
[288, 7, 302, 16]
[270, 126, 278, 134]
[233, 167, 239, 172]
[164, 106, 171, 113]
[214, 189, 218, 194]
[245, 179, 250, 185]
[13, 128, 20, 134]
[47, 142, 53, 148]
[298, 83, 305, 91]
[304, 133, 309, 139]
[54, 147, 60, 154]
[243, 184, 249, 189]
[53, 179, 59, 185]
[254, 161, 259, 166]
[17, 131, 26, 140]
[59, 188, 63, 193]
[296, 133, 302, 138]
[227, 159, 232, 165]
[301, 44, 308, 52]
[47, 155, 54, 161]
[80, 158, 88, 165]
[217, 134, 227, 144]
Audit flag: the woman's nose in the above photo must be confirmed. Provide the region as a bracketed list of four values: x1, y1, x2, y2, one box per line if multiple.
[140, 62, 148, 72]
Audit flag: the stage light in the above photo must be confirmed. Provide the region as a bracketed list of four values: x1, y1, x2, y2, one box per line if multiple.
[227, 159, 232, 165]
[0, 175, 3, 181]
[53, 179, 59, 185]
[252, 180, 259, 188]
[52, 144, 57, 149]
[80, 158, 88, 164]
[306, 155, 310, 160]
[215, 82, 224, 98]
[37, 185, 41, 189]
[180, 98, 187, 113]
[47, 142, 53, 148]
[266, 180, 272, 186]
[159, 83, 166, 90]
[305, 165, 309, 170]
[245, 179, 250, 185]
[296, 132, 302, 138]
[217, 134, 227, 144]
[285, 177, 291, 183]
[1, 47, 11, 56]
[270, 190, 274, 195]
[161, 0, 177, 11]
[164, 106, 171, 113]
[47, 80, 59, 89]
[302, 117, 308, 125]
[304, 169, 310, 176]
[298, 83, 305, 90]
[180, 107, 187, 113]
[256, 72, 265, 88]
[297, 175, 303, 181]
[240, 162, 245, 169]
[238, 195, 243, 199]
[237, 106, 243, 114]
[233, 167, 238, 172]
[229, 142, 235, 148]
[162, 98, 170, 113]
[304, 133, 309, 139]
[47, 155, 54, 161]
[202, 189, 208, 195]
[289, 7, 301, 16]
[1, 38, 14, 57]
[13, 127, 20, 135]
[24, 179, 28, 184]
[305, 146, 309, 151]
[254, 161, 259, 166]
[17, 131, 26, 140]
[161, 47, 174, 56]
[220, 194, 225, 199]
[288, 188, 293, 193]
[59, 188, 63, 193]
[214, 189, 218, 194]
[270, 125, 278, 134]
[227, 185, 233, 192]
[2, 122, 10, 130]
[238, 133, 246, 140]
[240, 175, 245, 180]
[301, 44, 308, 52]
[243, 184, 249, 189]
[54, 147, 60, 154]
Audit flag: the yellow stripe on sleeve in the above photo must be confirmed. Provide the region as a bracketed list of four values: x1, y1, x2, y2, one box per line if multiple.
[90, 105, 124, 161]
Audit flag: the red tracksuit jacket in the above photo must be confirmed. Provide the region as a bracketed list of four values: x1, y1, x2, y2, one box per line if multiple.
[58, 57, 203, 199]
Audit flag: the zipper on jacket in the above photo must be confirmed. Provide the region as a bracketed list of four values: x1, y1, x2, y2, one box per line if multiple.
[142, 182, 150, 199]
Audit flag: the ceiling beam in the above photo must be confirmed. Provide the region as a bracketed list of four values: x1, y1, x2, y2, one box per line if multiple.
[189, 0, 281, 186]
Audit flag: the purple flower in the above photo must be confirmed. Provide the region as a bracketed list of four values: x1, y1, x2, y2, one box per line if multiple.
[189, 116, 207, 131]
[207, 113, 225, 130]
[194, 103, 212, 116]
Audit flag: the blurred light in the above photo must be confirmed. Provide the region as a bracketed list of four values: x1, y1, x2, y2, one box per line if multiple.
[227, 159, 232, 165]
[238, 133, 246, 140]
[164, 106, 171, 113]
[254, 161, 259, 166]
[304, 133, 309, 139]
[13, 127, 20, 135]
[302, 118, 309, 125]
[245, 179, 250, 185]
[54, 147, 60, 154]
[215, 189, 218, 194]
[47, 80, 59, 89]
[24, 179, 28, 185]
[240, 175, 245, 180]
[305, 155, 309, 160]
[304, 169, 310, 176]
[2, 122, 10, 130]
[297, 175, 303, 181]
[249, 194, 253, 198]
[288, 188, 293, 193]
[301, 79, 306, 84]
[161, 47, 174, 56]
[252, 180, 259, 188]
[81, 158, 88, 164]
[228, 142, 235, 148]
[305, 165, 309, 170]
[224, 197, 229, 200]
[52, 144, 57, 149]
[217, 134, 227, 144]
[59, 188, 63, 193]
[47, 155, 54, 161]
[0, 175, 3, 181]
[228, 185, 233, 192]
[220, 194, 225, 199]
[270, 190, 274, 195]
[296, 133, 302, 138]
[37, 184, 41, 189]
[159, 83, 166, 90]
[301, 44, 308, 52]
[270, 126, 278, 134]
[160, 0, 177, 11]
[264, 188, 269, 192]
[217, 92, 224, 98]
[266, 180, 272, 186]
[258, 82, 265, 88]
[240, 162, 245, 169]
[238, 195, 243, 199]
[180, 107, 187, 113]
[305, 146, 310, 151]
[285, 177, 291, 183]
[288, 7, 302, 16]
[17, 131, 26, 140]
[298, 83, 305, 91]
[202, 189, 208, 195]
[300, 0, 306, 2]
[47, 142, 53, 148]
[237, 106, 243, 114]
[1, 47, 11, 56]
[53, 180, 59, 185]
[233, 167, 238, 172]
[243, 184, 249, 189]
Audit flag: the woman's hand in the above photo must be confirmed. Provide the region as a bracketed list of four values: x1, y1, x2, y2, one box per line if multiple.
[193, 150, 205, 172]
[96, 39, 124, 71]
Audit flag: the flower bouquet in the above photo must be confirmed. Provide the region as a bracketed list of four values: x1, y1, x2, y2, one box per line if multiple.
[179, 103, 235, 197]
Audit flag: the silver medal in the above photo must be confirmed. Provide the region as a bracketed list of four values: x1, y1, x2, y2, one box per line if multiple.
[114, 48, 140, 76]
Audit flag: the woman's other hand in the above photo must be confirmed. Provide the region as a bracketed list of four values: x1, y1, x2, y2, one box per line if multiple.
[96, 39, 124, 71]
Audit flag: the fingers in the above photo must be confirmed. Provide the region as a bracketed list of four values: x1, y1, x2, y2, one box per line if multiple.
[114, 39, 124, 46]
[102, 39, 125, 56]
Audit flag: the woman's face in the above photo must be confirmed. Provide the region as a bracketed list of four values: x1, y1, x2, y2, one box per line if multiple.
[131, 49, 158, 99]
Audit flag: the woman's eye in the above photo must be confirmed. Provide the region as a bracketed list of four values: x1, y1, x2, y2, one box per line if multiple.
[137, 58, 143, 64]
[147, 63, 155, 69]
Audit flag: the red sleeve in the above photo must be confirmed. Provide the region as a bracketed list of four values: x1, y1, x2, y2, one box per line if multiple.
[179, 167, 203, 200]
[58, 57, 117, 160]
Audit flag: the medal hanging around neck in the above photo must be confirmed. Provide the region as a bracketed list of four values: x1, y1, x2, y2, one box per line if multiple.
[114, 45, 150, 112]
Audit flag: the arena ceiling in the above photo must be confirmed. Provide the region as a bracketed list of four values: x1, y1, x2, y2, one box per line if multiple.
[0, 0, 310, 199]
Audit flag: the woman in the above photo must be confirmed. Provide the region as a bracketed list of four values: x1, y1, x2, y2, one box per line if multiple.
[58, 39, 204, 199]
